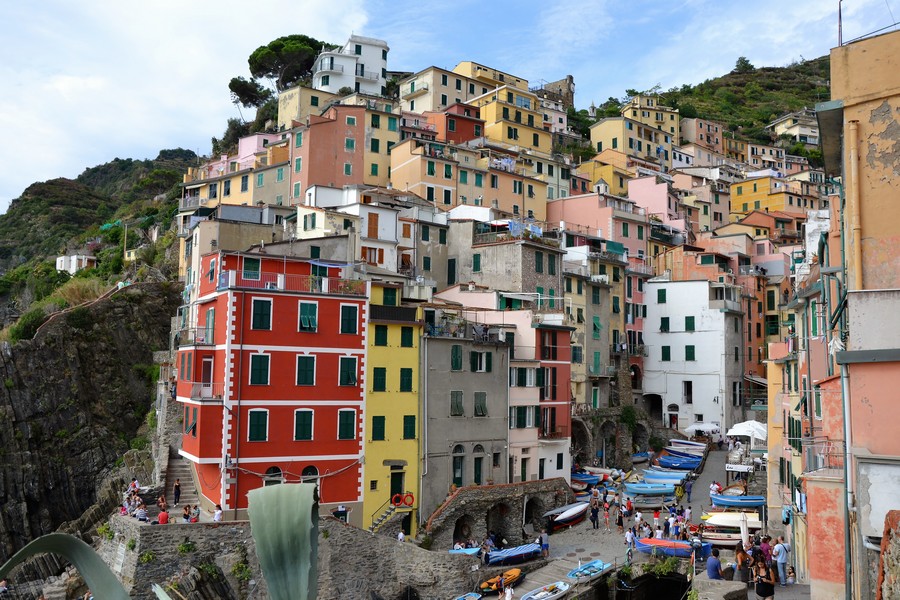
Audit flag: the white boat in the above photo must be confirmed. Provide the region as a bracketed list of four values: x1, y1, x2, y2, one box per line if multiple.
[705, 513, 762, 529]
[669, 439, 708, 448]
[521, 580, 570, 600]
[664, 445, 705, 456]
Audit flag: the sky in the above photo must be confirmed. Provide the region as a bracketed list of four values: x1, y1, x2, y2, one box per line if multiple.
[0, 0, 896, 212]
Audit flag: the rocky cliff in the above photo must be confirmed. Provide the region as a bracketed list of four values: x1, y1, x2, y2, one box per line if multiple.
[0, 282, 180, 565]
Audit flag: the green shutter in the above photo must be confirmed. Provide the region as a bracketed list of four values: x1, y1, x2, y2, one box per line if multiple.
[339, 357, 356, 386]
[382, 287, 397, 306]
[373, 367, 386, 392]
[661, 317, 669, 332]
[299, 303, 317, 331]
[297, 356, 315, 385]
[252, 299, 271, 330]
[295, 411, 312, 440]
[658, 288, 667, 303]
[516, 407, 527, 428]
[451, 391, 464, 416]
[536, 367, 544, 387]
[686, 345, 696, 361]
[372, 416, 385, 441]
[593, 316, 601, 339]
[400, 368, 413, 392]
[248, 411, 267, 441]
[485, 351, 492, 372]
[338, 410, 355, 439]
[401, 326, 413, 347]
[517, 368, 527, 387]
[451, 345, 462, 370]
[474, 392, 487, 417]
[662, 346, 671, 361]
[439, 228, 447, 244]
[374, 325, 388, 346]
[250, 355, 269, 384]
[340, 305, 357, 334]
[685, 316, 695, 331]
[403, 415, 416, 439]
[470, 351, 478, 372]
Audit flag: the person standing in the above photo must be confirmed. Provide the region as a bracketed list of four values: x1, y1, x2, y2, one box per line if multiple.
[685, 479, 693, 502]
[213, 504, 223, 522]
[173, 478, 181, 507]
[754, 560, 777, 599]
[707, 548, 724, 580]
[397, 530, 405, 542]
[589, 496, 600, 530]
[625, 527, 635, 549]
[539, 529, 549, 558]
[603, 504, 611, 532]
[773, 536, 790, 586]
[685, 506, 693, 523]
[653, 508, 660, 528]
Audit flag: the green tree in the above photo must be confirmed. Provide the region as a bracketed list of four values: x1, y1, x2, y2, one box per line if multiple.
[247, 35, 332, 91]
[228, 76, 273, 108]
[734, 56, 755, 74]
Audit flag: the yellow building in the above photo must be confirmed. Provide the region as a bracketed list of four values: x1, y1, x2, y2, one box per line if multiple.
[590, 116, 675, 172]
[362, 282, 423, 535]
[725, 137, 748, 163]
[389, 138, 461, 207]
[276, 85, 337, 130]
[730, 176, 820, 217]
[399, 66, 494, 114]
[621, 94, 679, 137]
[469, 85, 552, 153]
[452, 61, 529, 91]
[576, 161, 632, 197]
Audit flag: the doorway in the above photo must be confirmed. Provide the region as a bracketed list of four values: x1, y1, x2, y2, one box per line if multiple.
[390, 470, 405, 496]
[201, 358, 213, 397]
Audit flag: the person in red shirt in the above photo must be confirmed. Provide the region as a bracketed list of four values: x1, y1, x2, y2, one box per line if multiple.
[157, 509, 169, 525]
[653, 509, 661, 527]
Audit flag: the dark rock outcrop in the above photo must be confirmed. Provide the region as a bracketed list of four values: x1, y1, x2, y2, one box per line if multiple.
[0, 282, 180, 565]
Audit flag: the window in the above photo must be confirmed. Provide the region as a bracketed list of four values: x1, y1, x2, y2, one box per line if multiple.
[685, 345, 696, 361]
[303, 213, 317, 231]
[370, 138, 380, 154]
[276, 167, 284, 182]
[657, 288, 667, 303]
[474, 173, 483, 187]
[400, 368, 413, 392]
[372, 367, 386, 392]
[612, 296, 620, 313]
[222, 180, 231, 197]
[403, 415, 416, 439]
[371, 114, 380, 129]
[345, 138, 355, 150]
[339, 357, 357, 386]
[295, 410, 313, 440]
[388, 116, 398, 131]
[473, 253, 481, 272]
[340, 305, 358, 334]
[572, 345, 583, 363]
[338, 409, 356, 439]
[248, 410, 268, 441]
[459, 170, 468, 184]
[243, 257, 261, 280]
[660, 317, 669, 332]
[451, 344, 463, 370]
[450, 390, 464, 416]
[470, 351, 492, 372]
[592, 286, 600, 305]
[298, 302, 317, 332]
[592, 316, 602, 339]
[251, 299, 271, 330]
[448, 118, 456, 132]
[548, 254, 556, 275]
[685, 316, 695, 331]
[444, 164, 452, 179]
[661, 346, 671, 361]
[310, 95, 319, 107]
[344, 163, 352, 176]
[250, 354, 270, 385]
[346, 116, 357, 125]
[374, 325, 388, 346]
[293, 182, 301, 197]
[439, 228, 447, 244]
[371, 415, 385, 441]
[382, 287, 397, 306]
[622, 222, 629, 237]
[474, 392, 487, 417]
[401, 326, 413, 347]
[535, 251, 544, 273]
[241, 174, 249, 192]
[321, 75, 330, 86]
[422, 225, 430, 241]
[296, 356, 315, 386]
[423, 256, 431, 271]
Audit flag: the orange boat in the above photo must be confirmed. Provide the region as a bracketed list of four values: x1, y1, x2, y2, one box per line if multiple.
[479, 568, 525, 595]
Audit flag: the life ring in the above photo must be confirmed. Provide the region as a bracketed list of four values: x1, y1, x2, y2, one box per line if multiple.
[403, 493, 415, 507]
[391, 494, 404, 507]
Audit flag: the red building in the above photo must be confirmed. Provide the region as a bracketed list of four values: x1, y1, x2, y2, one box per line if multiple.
[536, 323, 573, 443]
[426, 103, 484, 144]
[176, 251, 368, 517]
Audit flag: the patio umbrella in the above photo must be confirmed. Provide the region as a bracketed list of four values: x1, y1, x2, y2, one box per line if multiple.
[740, 512, 750, 547]
[685, 423, 720, 435]
[726, 421, 767, 441]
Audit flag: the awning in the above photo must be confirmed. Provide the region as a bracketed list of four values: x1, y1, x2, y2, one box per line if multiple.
[744, 374, 768, 387]
[184, 182, 205, 190]
[500, 291, 536, 301]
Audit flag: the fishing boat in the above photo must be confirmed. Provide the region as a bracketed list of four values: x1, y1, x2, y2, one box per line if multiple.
[640, 469, 687, 481]
[453, 594, 483, 600]
[478, 568, 525, 594]
[582, 466, 617, 476]
[632, 451, 650, 463]
[704, 513, 762, 529]
[635, 537, 712, 559]
[520, 580, 571, 600]
[717, 483, 747, 496]
[485, 544, 541, 566]
[567, 559, 612, 582]
[626, 494, 676, 508]
[449, 547, 482, 556]
[549, 502, 589, 531]
[573, 490, 591, 502]
[642, 475, 686, 486]
[669, 439, 708, 448]
[570, 472, 601, 486]
[624, 482, 676, 496]
[664, 446, 705, 458]
[709, 494, 766, 508]
[657, 455, 702, 470]
[570, 479, 587, 492]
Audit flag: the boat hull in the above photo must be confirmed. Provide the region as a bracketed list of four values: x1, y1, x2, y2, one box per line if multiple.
[551, 503, 588, 531]
[478, 568, 525, 594]
[657, 456, 701, 470]
[710, 494, 766, 508]
[635, 537, 712, 559]
[486, 544, 541, 566]
[521, 580, 570, 600]
[625, 482, 676, 496]
[567, 559, 612, 582]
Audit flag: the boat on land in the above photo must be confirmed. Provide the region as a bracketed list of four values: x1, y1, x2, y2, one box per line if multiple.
[627, 494, 676, 508]
[704, 513, 762, 529]
[485, 544, 541, 566]
[478, 567, 525, 594]
[669, 439, 708, 448]
[657, 455, 702, 470]
[567, 559, 612, 582]
[624, 482, 676, 496]
[549, 502, 589, 531]
[520, 580, 571, 600]
[449, 547, 481, 556]
[582, 466, 617, 476]
[640, 469, 687, 482]
[570, 472, 601, 486]
[453, 593, 483, 600]
[710, 494, 766, 508]
[635, 537, 712, 559]
[664, 446, 705, 458]
[632, 451, 650, 463]
[642, 475, 686, 486]
[570, 480, 587, 492]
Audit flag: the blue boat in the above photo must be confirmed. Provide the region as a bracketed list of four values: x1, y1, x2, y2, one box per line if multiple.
[640, 469, 687, 482]
[632, 451, 650, 463]
[657, 455, 701, 470]
[642, 475, 685, 486]
[567, 559, 612, 582]
[635, 537, 712, 559]
[571, 472, 601, 485]
[710, 494, 766, 508]
[449, 547, 482, 556]
[453, 594, 482, 600]
[624, 482, 675, 496]
[665, 447, 705, 459]
[486, 543, 541, 566]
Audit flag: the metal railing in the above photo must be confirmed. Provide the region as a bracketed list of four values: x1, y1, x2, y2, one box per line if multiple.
[217, 271, 366, 296]
[180, 196, 209, 211]
[189, 382, 225, 402]
[539, 424, 569, 439]
[355, 69, 379, 81]
[177, 327, 215, 346]
[315, 63, 344, 74]
[589, 251, 627, 264]
[802, 437, 844, 475]
[627, 257, 653, 275]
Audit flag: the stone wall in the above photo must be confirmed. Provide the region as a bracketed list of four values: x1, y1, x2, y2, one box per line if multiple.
[423, 478, 571, 550]
[877, 510, 900, 600]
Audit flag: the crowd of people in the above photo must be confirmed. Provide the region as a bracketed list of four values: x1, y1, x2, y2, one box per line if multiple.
[705, 534, 794, 597]
[119, 476, 214, 525]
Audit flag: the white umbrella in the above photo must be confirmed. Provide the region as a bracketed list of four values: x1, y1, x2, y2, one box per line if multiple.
[740, 512, 750, 547]
[726, 422, 767, 441]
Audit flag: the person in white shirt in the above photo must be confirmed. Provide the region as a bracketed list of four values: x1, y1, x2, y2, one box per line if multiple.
[624, 529, 635, 548]
[685, 506, 692, 522]
[667, 516, 676, 538]
[655, 527, 664, 539]
[213, 504, 223, 522]
[397, 530, 405, 542]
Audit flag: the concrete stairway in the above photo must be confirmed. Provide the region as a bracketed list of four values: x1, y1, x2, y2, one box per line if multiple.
[164, 449, 199, 509]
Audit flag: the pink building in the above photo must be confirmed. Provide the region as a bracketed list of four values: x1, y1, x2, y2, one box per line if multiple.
[627, 176, 690, 234]
[679, 117, 725, 155]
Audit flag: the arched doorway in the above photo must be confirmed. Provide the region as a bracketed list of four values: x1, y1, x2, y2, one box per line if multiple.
[644, 393, 663, 424]
[453, 514, 476, 545]
[264, 466, 283, 486]
[451, 444, 465, 489]
[667, 403, 680, 430]
[486, 502, 513, 546]
[630, 364, 642, 391]
[598, 420, 617, 467]
[570, 418, 593, 467]
[632, 423, 649, 453]
[523, 497, 546, 541]
[473, 444, 486, 485]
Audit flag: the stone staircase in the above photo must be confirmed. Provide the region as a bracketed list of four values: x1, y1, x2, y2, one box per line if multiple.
[164, 449, 199, 509]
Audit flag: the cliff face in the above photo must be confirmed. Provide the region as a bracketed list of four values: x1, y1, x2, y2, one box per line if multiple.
[0, 282, 180, 563]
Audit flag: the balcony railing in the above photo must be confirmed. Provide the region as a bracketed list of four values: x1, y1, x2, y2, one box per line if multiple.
[355, 69, 379, 81]
[610, 343, 646, 357]
[627, 257, 653, 276]
[177, 327, 215, 346]
[539, 424, 569, 440]
[315, 63, 344, 74]
[217, 270, 366, 296]
[802, 437, 844, 475]
[588, 365, 617, 377]
[370, 304, 419, 323]
[189, 382, 225, 402]
[772, 229, 802, 242]
[401, 119, 436, 132]
[589, 251, 627, 265]
[180, 196, 209, 211]
[402, 83, 429, 99]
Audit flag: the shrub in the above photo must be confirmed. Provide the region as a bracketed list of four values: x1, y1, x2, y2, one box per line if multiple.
[139, 551, 155, 564]
[198, 562, 220, 580]
[177, 539, 197, 554]
[230, 561, 252, 582]
[97, 523, 114, 541]
[9, 307, 49, 343]
[127, 538, 136, 551]
[54, 277, 106, 306]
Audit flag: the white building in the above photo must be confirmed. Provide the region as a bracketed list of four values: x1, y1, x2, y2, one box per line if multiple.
[55, 254, 96, 275]
[642, 277, 744, 433]
[312, 35, 389, 96]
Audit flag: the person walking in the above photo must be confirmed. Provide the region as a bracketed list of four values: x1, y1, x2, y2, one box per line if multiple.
[685, 479, 693, 502]
[734, 541, 754, 585]
[754, 560, 777, 599]
[589, 496, 600, 530]
[540, 529, 549, 558]
[624, 527, 635, 549]
[603, 504, 611, 532]
[173, 478, 181, 506]
[773, 536, 791, 586]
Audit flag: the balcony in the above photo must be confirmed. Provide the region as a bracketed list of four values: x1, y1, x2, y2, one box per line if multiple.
[628, 344, 648, 357]
[401, 118, 436, 132]
[315, 63, 344, 74]
[588, 364, 617, 378]
[370, 304, 419, 323]
[539, 424, 569, 440]
[180, 196, 209, 211]
[589, 251, 627, 265]
[217, 270, 366, 296]
[402, 83, 429, 99]
[626, 257, 653, 276]
[177, 327, 215, 347]
[355, 68, 379, 81]
[188, 382, 224, 402]
[772, 229, 802, 243]
[802, 437, 844, 476]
